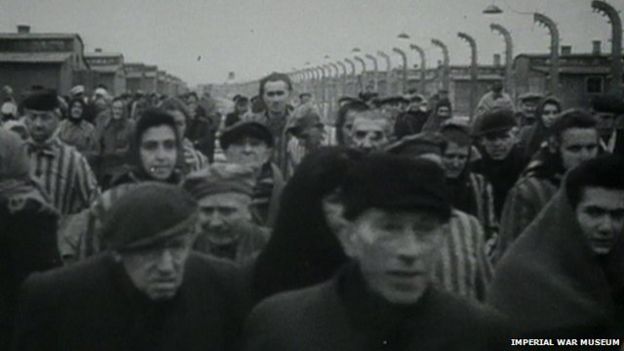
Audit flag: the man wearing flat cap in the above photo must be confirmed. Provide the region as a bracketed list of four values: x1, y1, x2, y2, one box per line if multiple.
[13, 182, 245, 350]
[220, 120, 284, 227]
[591, 94, 624, 156]
[471, 108, 527, 218]
[184, 164, 268, 264]
[242, 154, 507, 350]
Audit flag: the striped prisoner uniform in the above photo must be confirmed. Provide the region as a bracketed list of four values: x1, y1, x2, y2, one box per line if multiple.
[433, 210, 493, 302]
[494, 175, 558, 262]
[25, 137, 99, 215]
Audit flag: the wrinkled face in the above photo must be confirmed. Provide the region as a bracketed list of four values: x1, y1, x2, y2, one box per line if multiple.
[197, 192, 252, 246]
[559, 128, 599, 171]
[594, 112, 616, 137]
[24, 109, 59, 143]
[169, 110, 187, 141]
[541, 103, 560, 129]
[520, 100, 539, 119]
[70, 102, 83, 120]
[342, 208, 447, 304]
[340, 110, 360, 146]
[140, 125, 178, 181]
[121, 235, 194, 301]
[436, 106, 450, 118]
[111, 100, 124, 120]
[351, 117, 388, 153]
[225, 136, 271, 169]
[94, 96, 108, 111]
[480, 130, 515, 160]
[442, 142, 470, 179]
[262, 80, 290, 114]
[576, 187, 624, 256]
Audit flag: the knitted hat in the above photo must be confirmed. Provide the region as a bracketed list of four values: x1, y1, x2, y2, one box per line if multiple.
[183, 163, 255, 200]
[220, 120, 274, 149]
[342, 154, 451, 220]
[100, 182, 197, 252]
[472, 108, 516, 136]
[21, 89, 60, 111]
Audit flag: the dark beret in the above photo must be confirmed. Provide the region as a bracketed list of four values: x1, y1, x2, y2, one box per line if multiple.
[472, 108, 516, 136]
[385, 132, 446, 157]
[342, 153, 451, 221]
[100, 182, 198, 252]
[378, 96, 410, 106]
[220, 120, 274, 149]
[22, 89, 60, 111]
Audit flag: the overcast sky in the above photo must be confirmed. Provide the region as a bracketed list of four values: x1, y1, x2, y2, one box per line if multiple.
[1, 0, 622, 87]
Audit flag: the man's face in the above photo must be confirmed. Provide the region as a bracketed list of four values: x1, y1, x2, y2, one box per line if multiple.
[225, 136, 271, 169]
[197, 192, 252, 246]
[70, 102, 83, 120]
[121, 235, 193, 301]
[169, 110, 187, 141]
[351, 117, 388, 153]
[594, 112, 615, 138]
[541, 103, 560, 129]
[520, 100, 538, 116]
[112, 100, 124, 120]
[341, 110, 360, 147]
[24, 109, 59, 143]
[342, 208, 447, 304]
[140, 125, 178, 181]
[576, 187, 624, 256]
[480, 130, 515, 160]
[559, 128, 599, 171]
[442, 142, 470, 179]
[94, 95, 108, 111]
[262, 80, 290, 114]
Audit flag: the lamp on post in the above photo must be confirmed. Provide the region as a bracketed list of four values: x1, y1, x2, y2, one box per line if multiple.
[431, 38, 450, 92]
[534, 12, 560, 96]
[410, 44, 427, 94]
[458, 32, 478, 119]
[353, 56, 367, 92]
[490, 23, 514, 97]
[344, 58, 357, 96]
[592, 0, 622, 95]
[392, 47, 408, 93]
[378, 50, 392, 96]
[365, 54, 379, 93]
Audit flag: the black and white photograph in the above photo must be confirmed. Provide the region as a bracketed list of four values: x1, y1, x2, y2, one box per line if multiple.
[1, 0, 623, 349]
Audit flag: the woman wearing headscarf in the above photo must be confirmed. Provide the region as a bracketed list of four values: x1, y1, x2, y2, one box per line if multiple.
[0, 129, 60, 348]
[74, 109, 186, 259]
[518, 96, 562, 160]
[251, 147, 363, 303]
[57, 98, 98, 163]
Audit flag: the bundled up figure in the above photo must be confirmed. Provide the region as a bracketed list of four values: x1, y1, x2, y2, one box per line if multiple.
[57, 98, 98, 162]
[488, 155, 624, 338]
[517, 96, 562, 160]
[12, 182, 246, 350]
[0, 129, 60, 350]
[496, 110, 600, 261]
[421, 98, 452, 133]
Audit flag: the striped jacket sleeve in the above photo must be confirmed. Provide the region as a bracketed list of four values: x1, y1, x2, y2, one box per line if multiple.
[433, 210, 493, 302]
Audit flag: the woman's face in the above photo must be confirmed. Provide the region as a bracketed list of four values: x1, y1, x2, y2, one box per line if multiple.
[541, 102, 560, 129]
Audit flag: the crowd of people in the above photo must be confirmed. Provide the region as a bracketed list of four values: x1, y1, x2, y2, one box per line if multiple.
[1, 72, 624, 350]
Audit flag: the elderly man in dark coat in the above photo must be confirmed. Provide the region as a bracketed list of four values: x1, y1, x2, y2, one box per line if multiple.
[12, 182, 246, 351]
[242, 155, 508, 351]
[488, 155, 624, 338]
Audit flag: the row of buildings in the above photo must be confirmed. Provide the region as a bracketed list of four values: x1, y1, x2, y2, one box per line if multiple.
[0, 25, 188, 99]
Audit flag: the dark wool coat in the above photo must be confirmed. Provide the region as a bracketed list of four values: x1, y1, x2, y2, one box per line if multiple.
[12, 253, 247, 351]
[0, 188, 60, 351]
[243, 264, 508, 351]
[488, 186, 624, 338]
